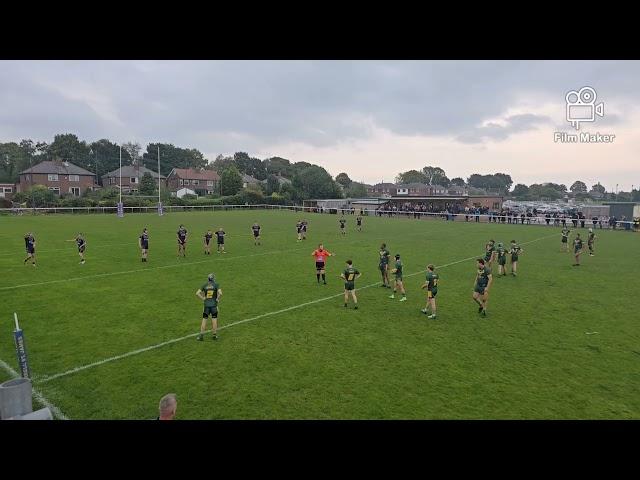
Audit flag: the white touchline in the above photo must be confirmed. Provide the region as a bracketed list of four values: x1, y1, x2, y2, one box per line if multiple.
[0, 358, 69, 420]
[35, 232, 557, 385]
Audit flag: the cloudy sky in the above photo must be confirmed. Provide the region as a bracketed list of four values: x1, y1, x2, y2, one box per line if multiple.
[1, 60, 639, 191]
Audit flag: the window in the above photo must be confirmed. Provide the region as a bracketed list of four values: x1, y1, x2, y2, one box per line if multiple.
[207, 181, 214, 187]
[48, 174, 59, 181]
[179, 179, 184, 186]
[69, 175, 79, 182]
[207, 190, 214, 195]
[192, 180, 199, 186]
[4, 187, 12, 193]
[48, 187, 60, 194]
[130, 177, 138, 184]
[110, 177, 116, 185]
[69, 187, 80, 196]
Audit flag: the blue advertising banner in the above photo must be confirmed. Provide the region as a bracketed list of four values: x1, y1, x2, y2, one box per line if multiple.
[13, 328, 30, 379]
[117, 202, 124, 217]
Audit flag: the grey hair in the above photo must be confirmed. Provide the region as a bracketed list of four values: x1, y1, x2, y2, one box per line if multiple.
[159, 393, 177, 414]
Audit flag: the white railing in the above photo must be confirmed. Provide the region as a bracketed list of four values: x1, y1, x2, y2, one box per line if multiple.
[0, 204, 637, 229]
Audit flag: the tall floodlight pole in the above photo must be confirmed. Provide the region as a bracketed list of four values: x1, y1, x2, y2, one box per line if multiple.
[119, 146, 122, 204]
[158, 145, 161, 204]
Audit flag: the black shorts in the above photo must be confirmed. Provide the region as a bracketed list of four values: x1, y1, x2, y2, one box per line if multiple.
[217, 240, 224, 245]
[205, 239, 211, 245]
[141, 243, 149, 250]
[203, 306, 218, 318]
[78, 246, 85, 253]
[316, 261, 325, 271]
[561, 237, 568, 243]
[27, 247, 35, 254]
[253, 231, 260, 237]
[178, 238, 186, 245]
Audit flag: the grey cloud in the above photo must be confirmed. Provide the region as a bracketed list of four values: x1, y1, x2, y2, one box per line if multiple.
[1, 60, 639, 156]
[455, 113, 552, 144]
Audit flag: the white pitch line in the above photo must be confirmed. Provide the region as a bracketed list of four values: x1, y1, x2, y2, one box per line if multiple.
[0, 246, 310, 291]
[0, 358, 68, 420]
[35, 232, 557, 384]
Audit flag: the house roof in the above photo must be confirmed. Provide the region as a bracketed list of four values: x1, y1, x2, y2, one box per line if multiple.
[397, 183, 427, 189]
[242, 174, 259, 183]
[169, 168, 220, 181]
[103, 165, 166, 179]
[371, 183, 396, 189]
[20, 160, 95, 176]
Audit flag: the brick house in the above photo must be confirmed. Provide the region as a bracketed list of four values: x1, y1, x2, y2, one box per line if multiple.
[0, 183, 15, 201]
[102, 165, 166, 194]
[367, 182, 397, 196]
[18, 161, 97, 196]
[166, 168, 220, 196]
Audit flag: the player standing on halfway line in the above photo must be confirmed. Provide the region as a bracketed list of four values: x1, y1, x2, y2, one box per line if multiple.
[252, 222, 261, 245]
[139, 228, 149, 262]
[340, 259, 361, 309]
[216, 227, 226, 253]
[356, 215, 363, 232]
[23, 232, 36, 266]
[66, 233, 86, 264]
[587, 228, 596, 256]
[389, 254, 407, 301]
[379, 243, 391, 288]
[177, 224, 188, 257]
[561, 227, 570, 252]
[296, 220, 303, 242]
[204, 229, 213, 255]
[421, 264, 439, 319]
[312, 243, 333, 284]
[573, 233, 584, 266]
[196, 273, 222, 341]
[496, 242, 507, 276]
[339, 217, 346, 235]
[509, 240, 522, 276]
[472, 258, 493, 317]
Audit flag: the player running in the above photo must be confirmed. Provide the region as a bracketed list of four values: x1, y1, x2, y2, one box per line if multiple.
[509, 240, 522, 276]
[296, 220, 303, 242]
[484, 240, 496, 267]
[204, 229, 213, 255]
[356, 215, 363, 232]
[389, 254, 407, 301]
[339, 217, 346, 235]
[139, 228, 149, 262]
[379, 243, 391, 288]
[196, 273, 222, 341]
[252, 222, 261, 246]
[587, 228, 596, 256]
[561, 227, 570, 252]
[573, 233, 584, 266]
[420, 264, 439, 318]
[66, 233, 86, 264]
[496, 242, 507, 276]
[216, 227, 226, 253]
[312, 243, 333, 284]
[177, 224, 188, 257]
[23, 232, 36, 266]
[472, 258, 493, 317]
[340, 260, 361, 309]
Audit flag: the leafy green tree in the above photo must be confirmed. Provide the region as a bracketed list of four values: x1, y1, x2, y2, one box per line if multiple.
[139, 172, 156, 195]
[263, 157, 293, 177]
[212, 154, 235, 172]
[345, 182, 367, 198]
[89, 139, 133, 180]
[512, 184, 529, 198]
[450, 177, 466, 186]
[265, 175, 281, 195]
[395, 170, 427, 184]
[292, 165, 341, 201]
[494, 173, 513, 193]
[142, 143, 207, 176]
[570, 180, 588, 193]
[335, 172, 352, 188]
[220, 166, 243, 196]
[0, 142, 32, 182]
[422, 166, 449, 186]
[631, 189, 640, 202]
[25, 185, 57, 207]
[590, 183, 606, 195]
[48, 133, 92, 170]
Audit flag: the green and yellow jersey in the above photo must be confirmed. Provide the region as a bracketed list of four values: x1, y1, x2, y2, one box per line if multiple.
[201, 281, 220, 307]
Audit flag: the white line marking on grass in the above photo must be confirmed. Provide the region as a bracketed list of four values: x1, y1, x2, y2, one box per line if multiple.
[0, 359, 69, 420]
[0, 246, 309, 291]
[36, 232, 557, 384]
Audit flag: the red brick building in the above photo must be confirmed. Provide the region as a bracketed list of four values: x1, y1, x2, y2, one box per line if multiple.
[18, 161, 97, 196]
[166, 168, 220, 196]
[102, 165, 166, 193]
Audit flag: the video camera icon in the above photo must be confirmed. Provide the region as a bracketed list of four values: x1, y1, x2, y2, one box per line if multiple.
[566, 86, 604, 130]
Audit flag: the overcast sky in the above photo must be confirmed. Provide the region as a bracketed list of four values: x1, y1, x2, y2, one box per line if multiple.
[1, 60, 638, 191]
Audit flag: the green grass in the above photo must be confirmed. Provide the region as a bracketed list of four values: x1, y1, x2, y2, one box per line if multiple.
[0, 210, 638, 419]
